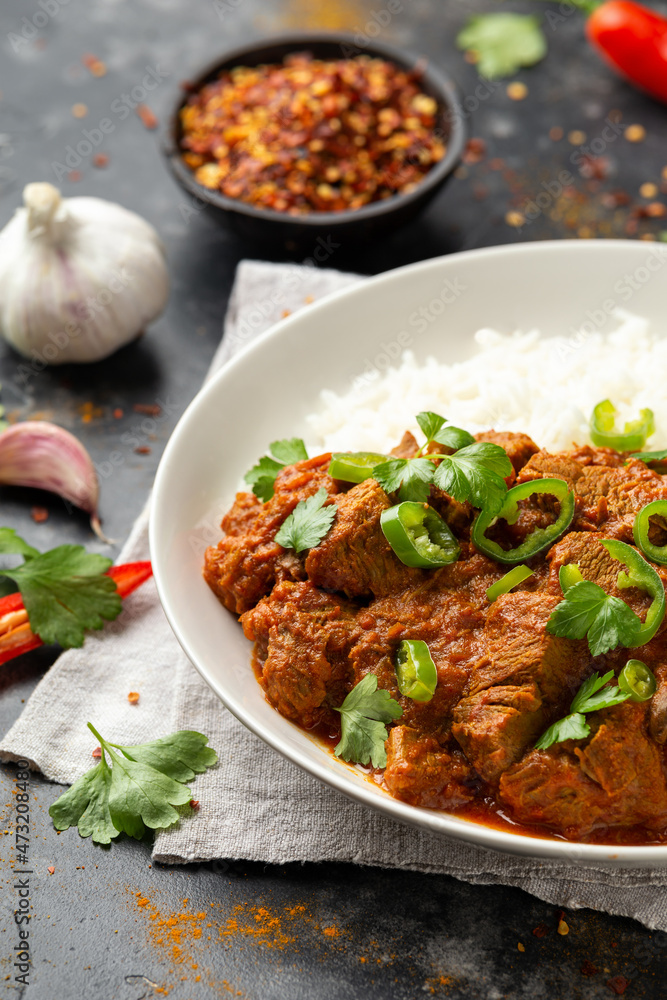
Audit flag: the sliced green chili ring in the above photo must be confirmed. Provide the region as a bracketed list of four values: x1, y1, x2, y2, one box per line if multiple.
[602, 538, 666, 646]
[618, 659, 657, 702]
[472, 478, 575, 566]
[395, 639, 438, 702]
[486, 565, 534, 602]
[633, 500, 667, 566]
[380, 502, 460, 569]
[328, 451, 389, 484]
[559, 563, 584, 593]
[589, 399, 655, 452]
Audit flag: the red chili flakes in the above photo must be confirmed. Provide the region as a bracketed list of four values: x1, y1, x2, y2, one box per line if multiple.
[47, 866, 55, 875]
[179, 53, 447, 214]
[463, 137, 486, 165]
[134, 446, 151, 455]
[189, 799, 200, 810]
[532, 923, 549, 938]
[136, 104, 158, 130]
[127, 691, 140, 704]
[581, 960, 599, 977]
[549, 126, 564, 141]
[93, 153, 109, 168]
[68, 170, 82, 182]
[30, 506, 49, 523]
[607, 975, 630, 995]
[133, 403, 162, 417]
[92, 746, 102, 758]
[82, 53, 107, 77]
[488, 158, 505, 171]
[113, 408, 124, 419]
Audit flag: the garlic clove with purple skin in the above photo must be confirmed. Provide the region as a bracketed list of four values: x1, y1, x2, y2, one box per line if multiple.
[0, 421, 111, 542]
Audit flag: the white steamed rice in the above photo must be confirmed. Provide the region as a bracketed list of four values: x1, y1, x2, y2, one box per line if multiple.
[306, 310, 667, 455]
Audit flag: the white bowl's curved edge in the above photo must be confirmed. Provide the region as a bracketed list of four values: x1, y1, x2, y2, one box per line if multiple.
[151, 239, 667, 867]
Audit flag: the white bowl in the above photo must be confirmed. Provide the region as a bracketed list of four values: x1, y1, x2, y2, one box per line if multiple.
[151, 239, 667, 866]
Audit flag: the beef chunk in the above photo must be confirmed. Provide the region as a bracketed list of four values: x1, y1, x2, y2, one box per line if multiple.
[384, 726, 476, 809]
[204, 454, 338, 614]
[499, 702, 667, 836]
[390, 430, 419, 459]
[474, 429, 539, 475]
[451, 592, 591, 783]
[603, 470, 667, 543]
[240, 580, 362, 729]
[518, 450, 586, 491]
[305, 477, 421, 599]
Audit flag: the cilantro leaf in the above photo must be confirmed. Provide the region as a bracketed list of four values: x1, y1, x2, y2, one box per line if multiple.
[274, 487, 337, 553]
[0, 544, 121, 648]
[457, 13, 547, 79]
[433, 442, 511, 515]
[49, 757, 118, 845]
[244, 438, 308, 501]
[433, 425, 476, 451]
[334, 674, 402, 768]
[630, 448, 667, 465]
[114, 731, 218, 782]
[535, 712, 590, 750]
[416, 411, 447, 443]
[546, 579, 641, 656]
[49, 725, 218, 844]
[373, 457, 436, 503]
[535, 670, 633, 750]
[0, 528, 40, 560]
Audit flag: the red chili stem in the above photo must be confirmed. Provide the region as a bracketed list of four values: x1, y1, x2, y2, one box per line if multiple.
[0, 560, 153, 666]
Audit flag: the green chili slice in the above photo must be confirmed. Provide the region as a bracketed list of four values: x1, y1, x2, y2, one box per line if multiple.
[618, 659, 657, 702]
[602, 538, 666, 646]
[380, 502, 460, 569]
[559, 563, 584, 592]
[589, 399, 655, 452]
[472, 478, 575, 565]
[633, 500, 667, 566]
[395, 639, 438, 702]
[486, 565, 534, 602]
[328, 452, 389, 484]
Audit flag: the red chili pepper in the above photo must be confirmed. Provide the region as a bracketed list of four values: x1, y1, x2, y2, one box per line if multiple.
[586, 0, 667, 104]
[0, 561, 153, 666]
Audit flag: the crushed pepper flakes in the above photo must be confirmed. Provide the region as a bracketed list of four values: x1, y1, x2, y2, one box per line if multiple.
[71, 103, 88, 118]
[137, 104, 158, 130]
[47, 866, 55, 875]
[532, 923, 549, 937]
[568, 130, 587, 146]
[133, 403, 162, 416]
[625, 124, 646, 143]
[517, 942, 525, 952]
[82, 54, 107, 77]
[135, 446, 152, 455]
[189, 799, 200, 810]
[557, 917, 569, 935]
[549, 126, 564, 141]
[93, 153, 109, 168]
[113, 408, 124, 419]
[127, 691, 140, 704]
[463, 137, 486, 164]
[30, 506, 49, 523]
[505, 210, 525, 228]
[639, 181, 658, 199]
[92, 746, 102, 758]
[179, 53, 446, 214]
[607, 975, 630, 995]
[506, 81, 528, 101]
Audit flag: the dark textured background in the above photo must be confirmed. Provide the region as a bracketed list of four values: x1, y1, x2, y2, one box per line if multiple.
[1, 0, 667, 996]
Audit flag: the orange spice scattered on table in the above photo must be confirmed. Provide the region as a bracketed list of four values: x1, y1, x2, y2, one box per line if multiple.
[179, 53, 446, 214]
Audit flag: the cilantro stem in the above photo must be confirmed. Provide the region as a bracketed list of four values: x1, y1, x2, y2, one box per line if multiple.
[87, 721, 106, 745]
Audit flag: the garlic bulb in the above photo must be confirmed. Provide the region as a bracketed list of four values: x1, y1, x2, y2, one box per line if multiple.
[0, 183, 169, 364]
[0, 421, 109, 541]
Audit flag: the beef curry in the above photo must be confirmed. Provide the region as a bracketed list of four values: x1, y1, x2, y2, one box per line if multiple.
[204, 427, 667, 844]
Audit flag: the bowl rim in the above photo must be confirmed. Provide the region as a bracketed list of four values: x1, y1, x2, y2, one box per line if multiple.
[151, 238, 667, 865]
[162, 30, 467, 227]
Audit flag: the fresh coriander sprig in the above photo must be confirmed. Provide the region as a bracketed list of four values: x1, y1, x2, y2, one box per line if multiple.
[274, 487, 337, 553]
[334, 674, 402, 768]
[456, 13, 548, 79]
[372, 411, 510, 511]
[535, 671, 632, 750]
[244, 437, 308, 502]
[49, 725, 217, 844]
[0, 529, 121, 646]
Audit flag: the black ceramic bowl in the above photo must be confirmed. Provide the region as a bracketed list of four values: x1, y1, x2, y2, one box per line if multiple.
[163, 33, 466, 248]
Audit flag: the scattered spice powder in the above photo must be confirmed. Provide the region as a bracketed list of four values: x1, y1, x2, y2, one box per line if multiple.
[30, 506, 49, 523]
[127, 691, 140, 704]
[607, 974, 630, 995]
[137, 104, 158, 130]
[282, 0, 364, 30]
[179, 53, 446, 214]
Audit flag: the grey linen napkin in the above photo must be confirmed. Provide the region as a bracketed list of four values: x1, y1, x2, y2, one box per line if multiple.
[3, 259, 667, 932]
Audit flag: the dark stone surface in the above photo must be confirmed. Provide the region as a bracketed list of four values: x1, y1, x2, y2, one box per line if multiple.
[1, 0, 667, 996]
